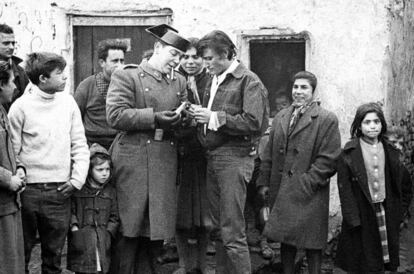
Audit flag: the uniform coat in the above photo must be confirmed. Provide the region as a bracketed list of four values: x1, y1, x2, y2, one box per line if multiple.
[335, 138, 412, 273]
[257, 103, 341, 249]
[106, 60, 186, 239]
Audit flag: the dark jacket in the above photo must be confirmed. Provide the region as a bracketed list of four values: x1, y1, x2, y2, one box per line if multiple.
[257, 103, 341, 249]
[67, 144, 119, 273]
[197, 62, 269, 153]
[4, 56, 29, 112]
[0, 105, 19, 216]
[176, 68, 209, 231]
[335, 138, 412, 273]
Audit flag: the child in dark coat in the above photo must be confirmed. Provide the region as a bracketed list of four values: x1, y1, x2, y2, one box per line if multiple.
[336, 103, 412, 273]
[67, 143, 119, 274]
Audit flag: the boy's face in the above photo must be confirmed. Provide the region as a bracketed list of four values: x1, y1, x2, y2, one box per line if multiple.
[388, 134, 404, 152]
[0, 71, 15, 104]
[39, 67, 67, 94]
[91, 160, 110, 185]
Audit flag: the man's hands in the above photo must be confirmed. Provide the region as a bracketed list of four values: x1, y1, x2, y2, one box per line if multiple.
[187, 104, 212, 124]
[57, 181, 75, 197]
[155, 111, 181, 129]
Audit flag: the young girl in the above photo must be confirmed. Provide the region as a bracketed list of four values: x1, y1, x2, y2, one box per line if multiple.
[67, 143, 119, 274]
[336, 102, 412, 273]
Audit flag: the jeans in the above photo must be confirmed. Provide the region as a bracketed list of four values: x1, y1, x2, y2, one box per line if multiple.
[21, 183, 71, 274]
[206, 149, 254, 274]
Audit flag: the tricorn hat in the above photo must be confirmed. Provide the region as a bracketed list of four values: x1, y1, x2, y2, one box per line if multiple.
[145, 24, 190, 53]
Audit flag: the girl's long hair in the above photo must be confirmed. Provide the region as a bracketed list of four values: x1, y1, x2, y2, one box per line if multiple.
[350, 102, 387, 139]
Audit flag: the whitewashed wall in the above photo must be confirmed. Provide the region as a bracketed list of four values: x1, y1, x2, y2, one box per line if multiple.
[0, 0, 400, 236]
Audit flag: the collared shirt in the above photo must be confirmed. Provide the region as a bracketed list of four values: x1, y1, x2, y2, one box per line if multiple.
[95, 72, 110, 99]
[207, 59, 239, 131]
[360, 138, 386, 203]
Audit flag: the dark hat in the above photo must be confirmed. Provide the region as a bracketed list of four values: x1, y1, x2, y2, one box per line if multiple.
[145, 24, 190, 52]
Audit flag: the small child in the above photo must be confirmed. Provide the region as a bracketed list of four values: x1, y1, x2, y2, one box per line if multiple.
[67, 143, 119, 274]
[8, 52, 90, 273]
[335, 102, 412, 273]
[0, 60, 25, 273]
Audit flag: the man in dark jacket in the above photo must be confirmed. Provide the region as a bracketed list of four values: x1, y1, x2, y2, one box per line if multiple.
[191, 30, 268, 274]
[0, 24, 29, 111]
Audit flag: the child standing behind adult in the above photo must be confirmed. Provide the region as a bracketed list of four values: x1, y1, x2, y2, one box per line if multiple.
[67, 143, 119, 274]
[0, 60, 26, 274]
[8, 52, 90, 274]
[336, 102, 412, 273]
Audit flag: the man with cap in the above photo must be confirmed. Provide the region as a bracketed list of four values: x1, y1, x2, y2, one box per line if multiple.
[106, 24, 189, 273]
[191, 30, 269, 274]
[0, 24, 29, 111]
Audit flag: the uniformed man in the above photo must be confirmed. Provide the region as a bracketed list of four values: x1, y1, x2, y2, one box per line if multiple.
[106, 24, 189, 273]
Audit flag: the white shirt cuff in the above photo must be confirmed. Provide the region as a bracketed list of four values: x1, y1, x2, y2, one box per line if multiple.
[207, 111, 220, 131]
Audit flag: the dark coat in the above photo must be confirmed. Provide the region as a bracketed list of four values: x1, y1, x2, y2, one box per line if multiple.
[67, 182, 119, 273]
[257, 103, 341, 249]
[335, 138, 412, 273]
[0, 105, 19, 216]
[106, 60, 186, 239]
[4, 56, 29, 112]
[176, 68, 210, 232]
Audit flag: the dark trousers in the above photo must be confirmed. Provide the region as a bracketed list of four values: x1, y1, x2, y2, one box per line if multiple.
[206, 151, 253, 274]
[111, 236, 163, 274]
[21, 183, 71, 274]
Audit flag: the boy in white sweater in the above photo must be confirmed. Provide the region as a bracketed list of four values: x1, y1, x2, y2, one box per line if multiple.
[8, 52, 89, 274]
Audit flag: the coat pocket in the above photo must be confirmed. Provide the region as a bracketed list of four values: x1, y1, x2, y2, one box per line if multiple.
[67, 228, 95, 259]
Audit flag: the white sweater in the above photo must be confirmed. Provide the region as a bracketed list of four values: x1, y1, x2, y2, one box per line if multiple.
[8, 85, 89, 189]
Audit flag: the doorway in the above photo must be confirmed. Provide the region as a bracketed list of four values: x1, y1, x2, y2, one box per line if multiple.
[250, 39, 306, 117]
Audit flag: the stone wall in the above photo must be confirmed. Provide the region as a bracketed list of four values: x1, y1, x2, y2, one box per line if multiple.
[386, 0, 414, 122]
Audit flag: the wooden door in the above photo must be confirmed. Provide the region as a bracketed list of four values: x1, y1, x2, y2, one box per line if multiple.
[73, 25, 156, 89]
[250, 40, 305, 117]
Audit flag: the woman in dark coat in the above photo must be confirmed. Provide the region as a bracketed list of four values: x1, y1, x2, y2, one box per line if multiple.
[257, 71, 341, 274]
[174, 37, 210, 274]
[335, 103, 412, 273]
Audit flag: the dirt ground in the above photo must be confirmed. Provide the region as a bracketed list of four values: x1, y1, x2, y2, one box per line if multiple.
[28, 237, 346, 274]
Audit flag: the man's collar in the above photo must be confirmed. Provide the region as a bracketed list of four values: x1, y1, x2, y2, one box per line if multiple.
[140, 59, 163, 81]
[214, 59, 239, 82]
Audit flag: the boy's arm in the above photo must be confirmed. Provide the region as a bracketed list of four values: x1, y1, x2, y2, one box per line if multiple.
[68, 98, 90, 190]
[7, 103, 24, 167]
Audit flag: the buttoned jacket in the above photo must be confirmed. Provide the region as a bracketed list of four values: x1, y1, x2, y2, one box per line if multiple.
[106, 60, 186, 239]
